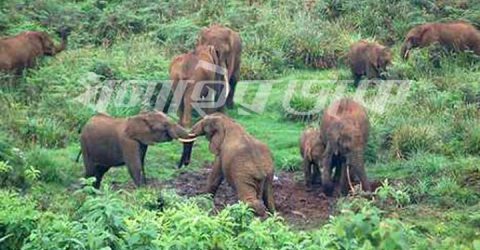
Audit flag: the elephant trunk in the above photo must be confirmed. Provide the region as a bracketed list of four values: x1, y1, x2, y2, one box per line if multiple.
[53, 27, 71, 55]
[346, 150, 370, 191]
[189, 120, 205, 137]
[401, 41, 412, 60]
[173, 124, 196, 168]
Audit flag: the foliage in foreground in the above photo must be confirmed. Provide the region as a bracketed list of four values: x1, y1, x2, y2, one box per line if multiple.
[0, 186, 432, 250]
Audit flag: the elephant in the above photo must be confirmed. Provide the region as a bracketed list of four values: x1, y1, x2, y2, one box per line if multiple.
[0, 27, 70, 73]
[320, 98, 370, 196]
[197, 24, 242, 109]
[299, 127, 324, 189]
[79, 112, 196, 188]
[169, 45, 229, 128]
[347, 40, 392, 87]
[401, 21, 480, 60]
[183, 113, 275, 217]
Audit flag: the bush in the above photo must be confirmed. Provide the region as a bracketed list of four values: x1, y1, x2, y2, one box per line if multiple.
[390, 125, 440, 159]
[0, 190, 39, 250]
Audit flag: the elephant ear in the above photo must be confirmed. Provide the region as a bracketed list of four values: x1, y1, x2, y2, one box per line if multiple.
[376, 47, 391, 69]
[37, 32, 56, 55]
[125, 114, 156, 145]
[204, 117, 226, 155]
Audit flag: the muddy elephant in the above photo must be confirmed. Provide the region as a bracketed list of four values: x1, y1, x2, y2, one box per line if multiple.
[0, 28, 70, 73]
[401, 21, 480, 60]
[299, 127, 324, 189]
[183, 113, 275, 217]
[80, 112, 195, 188]
[320, 99, 370, 196]
[169, 45, 229, 127]
[347, 40, 392, 87]
[197, 24, 242, 108]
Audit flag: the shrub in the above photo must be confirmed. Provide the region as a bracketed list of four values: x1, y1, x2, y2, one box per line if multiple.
[390, 125, 440, 159]
[0, 190, 39, 250]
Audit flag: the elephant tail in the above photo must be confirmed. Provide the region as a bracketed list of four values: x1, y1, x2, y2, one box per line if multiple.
[75, 150, 82, 163]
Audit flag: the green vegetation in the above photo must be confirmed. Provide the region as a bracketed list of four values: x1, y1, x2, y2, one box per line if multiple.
[1, 0, 480, 249]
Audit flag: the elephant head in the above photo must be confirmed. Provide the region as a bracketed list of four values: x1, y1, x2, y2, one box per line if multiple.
[372, 46, 392, 75]
[326, 121, 355, 156]
[29, 30, 70, 56]
[125, 111, 195, 145]
[189, 113, 227, 155]
[176, 113, 228, 169]
[195, 45, 230, 99]
[401, 24, 433, 60]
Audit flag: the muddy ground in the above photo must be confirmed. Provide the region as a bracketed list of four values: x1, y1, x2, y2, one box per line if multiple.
[110, 164, 381, 228]
[167, 165, 364, 229]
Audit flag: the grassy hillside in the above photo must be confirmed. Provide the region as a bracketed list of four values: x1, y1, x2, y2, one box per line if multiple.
[1, 0, 480, 249]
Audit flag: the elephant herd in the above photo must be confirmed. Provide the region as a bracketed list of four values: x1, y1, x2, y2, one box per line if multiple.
[348, 21, 480, 86]
[2, 20, 480, 216]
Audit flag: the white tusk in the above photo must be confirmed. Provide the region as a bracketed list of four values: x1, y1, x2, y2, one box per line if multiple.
[223, 72, 229, 99]
[178, 138, 197, 143]
[188, 133, 196, 137]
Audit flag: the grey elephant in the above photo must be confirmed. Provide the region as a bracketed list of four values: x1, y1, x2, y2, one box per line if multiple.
[79, 111, 195, 188]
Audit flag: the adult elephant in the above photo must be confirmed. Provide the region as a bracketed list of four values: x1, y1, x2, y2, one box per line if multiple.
[182, 113, 275, 217]
[347, 40, 392, 87]
[197, 24, 242, 109]
[80, 112, 195, 188]
[169, 45, 229, 127]
[401, 21, 480, 60]
[320, 98, 370, 196]
[0, 28, 70, 73]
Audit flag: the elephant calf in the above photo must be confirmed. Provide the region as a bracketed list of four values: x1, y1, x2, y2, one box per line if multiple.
[320, 98, 370, 196]
[299, 127, 324, 189]
[347, 40, 391, 87]
[185, 113, 275, 217]
[80, 112, 195, 188]
[0, 28, 70, 73]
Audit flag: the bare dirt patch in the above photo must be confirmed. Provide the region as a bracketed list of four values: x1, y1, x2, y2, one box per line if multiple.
[168, 166, 335, 228]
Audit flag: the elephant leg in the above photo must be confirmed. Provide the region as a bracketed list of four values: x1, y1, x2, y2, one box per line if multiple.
[84, 162, 98, 187]
[322, 154, 334, 195]
[312, 162, 321, 185]
[93, 165, 109, 189]
[353, 74, 362, 88]
[226, 74, 237, 109]
[203, 158, 223, 195]
[140, 144, 148, 184]
[353, 164, 371, 192]
[122, 141, 145, 187]
[238, 182, 267, 217]
[262, 175, 275, 213]
[335, 164, 348, 196]
[303, 159, 313, 188]
[182, 88, 193, 128]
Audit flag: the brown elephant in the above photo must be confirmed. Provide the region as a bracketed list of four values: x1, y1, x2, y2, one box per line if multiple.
[0, 28, 70, 73]
[197, 24, 242, 108]
[320, 98, 370, 196]
[169, 45, 229, 128]
[299, 127, 324, 189]
[347, 40, 392, 87]
[80, 112, 195, 188]
[184, 113, 275, 217]
[401, 21, 480, 60]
